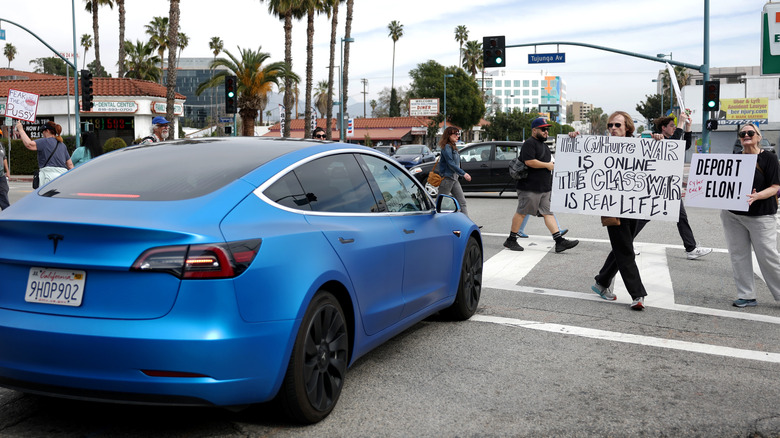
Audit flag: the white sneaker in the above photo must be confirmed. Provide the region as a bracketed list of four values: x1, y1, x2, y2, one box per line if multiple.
[630, 296, 645, 311]
[686, 247, 712, 260]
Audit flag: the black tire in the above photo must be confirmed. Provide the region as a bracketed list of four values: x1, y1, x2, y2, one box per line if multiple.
[442, 236, 482, 320]
[279, 291, 349, 424]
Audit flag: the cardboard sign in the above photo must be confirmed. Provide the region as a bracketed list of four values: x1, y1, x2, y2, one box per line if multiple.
[685, 154, 757, 211]
[5, 89, 40, 122]
[551, 134, 685, 222]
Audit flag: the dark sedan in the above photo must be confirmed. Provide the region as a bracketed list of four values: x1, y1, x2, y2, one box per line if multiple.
[409, 141, 522, 197]
[392, 145, 436, 168]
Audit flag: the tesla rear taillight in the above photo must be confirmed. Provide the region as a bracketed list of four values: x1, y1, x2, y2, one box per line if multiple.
[131, 239, 261, 279]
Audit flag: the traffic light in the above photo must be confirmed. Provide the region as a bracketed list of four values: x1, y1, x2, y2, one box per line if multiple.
[483, 36, 506, 68]
[705, 119, 718, 131]
[703, 80, 720, 112]
[80, 69, 93, 112]
[225, 75, 237, 114]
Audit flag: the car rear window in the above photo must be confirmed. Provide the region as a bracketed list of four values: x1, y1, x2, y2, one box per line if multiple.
[39, 139, 300, 201]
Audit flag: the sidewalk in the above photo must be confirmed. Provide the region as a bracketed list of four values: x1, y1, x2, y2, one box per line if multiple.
[8, 175, 33, 183]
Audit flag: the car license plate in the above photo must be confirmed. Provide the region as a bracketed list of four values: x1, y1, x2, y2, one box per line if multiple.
[25, 267, 86, 307]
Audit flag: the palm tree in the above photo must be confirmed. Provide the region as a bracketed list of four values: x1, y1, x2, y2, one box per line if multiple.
[658, 65, 692, 111]
[3, 43, 16, 68]
[196, 46, 297, 136]
[302, 0, 328, 138]
[176, 32, 189, 69]
[369, 99, 377, 117]
[145, 16, 169, 83]
[117, 0, 126, 77]
[80, 34, 93, 70]
[325, 0, 343, 140]
[262, 0, 303, 137]
[123, 40, 161, 81]
[165, 0, 181, 139]
[461, 40, 482, 79]
[454, 25, 468, 67]
[342, 0, 354, 111]
[388, 20, 403, 91]
[209, 36, 224, 123]
[84, 0, 114, 72]
[314, 80, 330, 118]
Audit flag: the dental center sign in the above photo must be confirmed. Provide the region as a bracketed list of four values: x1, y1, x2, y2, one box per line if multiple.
[761, 2, 780, 74]
[4, 89, 39, 122]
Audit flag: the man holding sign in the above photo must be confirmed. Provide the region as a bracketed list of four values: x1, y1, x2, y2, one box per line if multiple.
[719, 123, 780, 308]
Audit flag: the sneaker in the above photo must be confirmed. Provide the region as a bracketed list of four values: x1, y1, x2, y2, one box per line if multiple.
[630, 296, 645, 311]
[517, 231, 529, 238]
[503, 238, 524, 251]
[591, 283, 617, 301]
[733, 298, 757, 308]
[686, 247, 713, 260]
[559, 228, 569, 237]
[555, 238, 579, 253]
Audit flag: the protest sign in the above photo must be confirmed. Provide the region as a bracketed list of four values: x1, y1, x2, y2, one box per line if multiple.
[551, 134, 685, 222]
[4, 89, 39, 123]
[684, 153, 756, 211]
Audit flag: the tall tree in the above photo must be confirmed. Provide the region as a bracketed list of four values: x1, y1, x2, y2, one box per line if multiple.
[636, 94, 664, 127]
[454, 25, 468, 67]
[314, 79, 330, 118]
[165, 0, 181, 140]
[117, 0, 126, 77]
[84, 0, 114, 73]
[209, 36, 224, 123]
[302, 0, 327, 138]
[461, 40, 482, 79]
[262, 0, 302, 137]
[29, 57, 67, 76]
[342, 0, 354, 111]
[80, 34, 93, 70]
[3, 43, 16, 68]
[145, 16, 169, 84]
[407, 61, 484, 133]
[177, 32, 189, 69]
[123, 40, 161, 82]
[387, 20, 403, 91]
[325, 0, 342, 140]
[196, 46, 297, 136]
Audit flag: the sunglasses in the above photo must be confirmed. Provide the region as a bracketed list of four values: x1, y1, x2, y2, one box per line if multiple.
[738, 130, 756, 138]
[607, 123, 622, 129]
[538, 127, 549, 132]
[314, 134, 326, 139]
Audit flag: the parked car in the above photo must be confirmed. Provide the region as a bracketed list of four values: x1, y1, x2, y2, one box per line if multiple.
[409, 141, 522, 197]
[733, 137, 776, 154]
[392, 145, 436, 168]
[0, 138, 482, 424]
[375, 145, 395, 155]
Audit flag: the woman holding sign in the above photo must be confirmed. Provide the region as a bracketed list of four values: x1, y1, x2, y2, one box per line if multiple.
[15, 121, 73, 187]
[721, 123, 780, 308]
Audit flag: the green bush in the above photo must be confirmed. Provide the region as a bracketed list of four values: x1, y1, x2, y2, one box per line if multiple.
[103, 137, 128, 153]
[6, 139, 39, 175]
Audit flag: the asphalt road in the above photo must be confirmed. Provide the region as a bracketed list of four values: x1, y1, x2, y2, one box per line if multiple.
[1, 185, 779, 437]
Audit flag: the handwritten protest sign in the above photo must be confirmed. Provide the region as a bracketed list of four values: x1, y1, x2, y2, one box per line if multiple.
[4, 89, 39, 123]
[685, 153, 756, 211]
[551, 134, 685, 222]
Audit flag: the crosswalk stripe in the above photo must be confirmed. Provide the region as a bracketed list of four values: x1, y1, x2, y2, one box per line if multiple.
[471, 314, 780, 364]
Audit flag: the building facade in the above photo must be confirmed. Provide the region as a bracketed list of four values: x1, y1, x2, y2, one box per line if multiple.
[567, 101, 593, 122]
[163, 58, 228, 128]
[476, 69, 567, 124]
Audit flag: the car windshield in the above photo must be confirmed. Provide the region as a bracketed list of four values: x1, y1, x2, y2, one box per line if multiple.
[39, 139, 299, 201]
[396, 146, 423, 155]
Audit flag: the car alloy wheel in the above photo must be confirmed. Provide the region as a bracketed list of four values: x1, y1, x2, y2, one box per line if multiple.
[424, 181, 439, 198]
[442, 237, 482, 320]
[279, 291, 349, 423]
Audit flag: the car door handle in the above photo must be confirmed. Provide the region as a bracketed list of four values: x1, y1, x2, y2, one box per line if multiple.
[403, 229, 415, 234]
[338, 237, 354, 244]
[480, 164, 489, 167]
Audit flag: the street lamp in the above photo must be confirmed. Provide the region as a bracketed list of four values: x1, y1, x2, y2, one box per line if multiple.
[443, 73, 454, 130]
[657, 52, 673, 113]
[340, 37, 354, 142]
[652, 78, 664, 118]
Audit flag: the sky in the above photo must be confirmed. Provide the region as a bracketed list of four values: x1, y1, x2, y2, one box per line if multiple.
[0, 0, 770, 124]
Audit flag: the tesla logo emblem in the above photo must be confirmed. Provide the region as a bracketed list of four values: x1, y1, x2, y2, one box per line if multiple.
[48, 234, 64, 254]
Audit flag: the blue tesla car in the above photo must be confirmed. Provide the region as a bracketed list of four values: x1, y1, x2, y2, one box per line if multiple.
[0, 137, 482, 423]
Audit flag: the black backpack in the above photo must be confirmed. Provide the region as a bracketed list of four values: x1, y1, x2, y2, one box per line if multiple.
[508, 157, 528, 180]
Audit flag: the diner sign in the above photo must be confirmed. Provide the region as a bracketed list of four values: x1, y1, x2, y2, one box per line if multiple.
[551, 134, 685, 222]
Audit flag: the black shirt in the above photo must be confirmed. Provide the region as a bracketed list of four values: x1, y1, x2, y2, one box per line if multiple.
[516, 136, 552, 193]
[730, 151, 780, 216]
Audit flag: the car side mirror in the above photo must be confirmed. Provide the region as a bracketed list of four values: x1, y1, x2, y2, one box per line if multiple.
[436, 194, 459, 213]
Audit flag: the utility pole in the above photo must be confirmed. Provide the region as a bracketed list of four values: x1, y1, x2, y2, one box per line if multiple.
[360, 78, 368, 118]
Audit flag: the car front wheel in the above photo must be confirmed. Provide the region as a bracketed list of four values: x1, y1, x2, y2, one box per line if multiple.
[441, 236, 482, 320]
[278, 291, 349, 423]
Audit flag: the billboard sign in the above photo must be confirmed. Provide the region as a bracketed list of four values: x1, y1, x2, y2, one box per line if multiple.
[409, 98, 439, 117]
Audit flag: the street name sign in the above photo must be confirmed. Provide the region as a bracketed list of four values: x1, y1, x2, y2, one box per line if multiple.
[528, 53, 565, 64]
